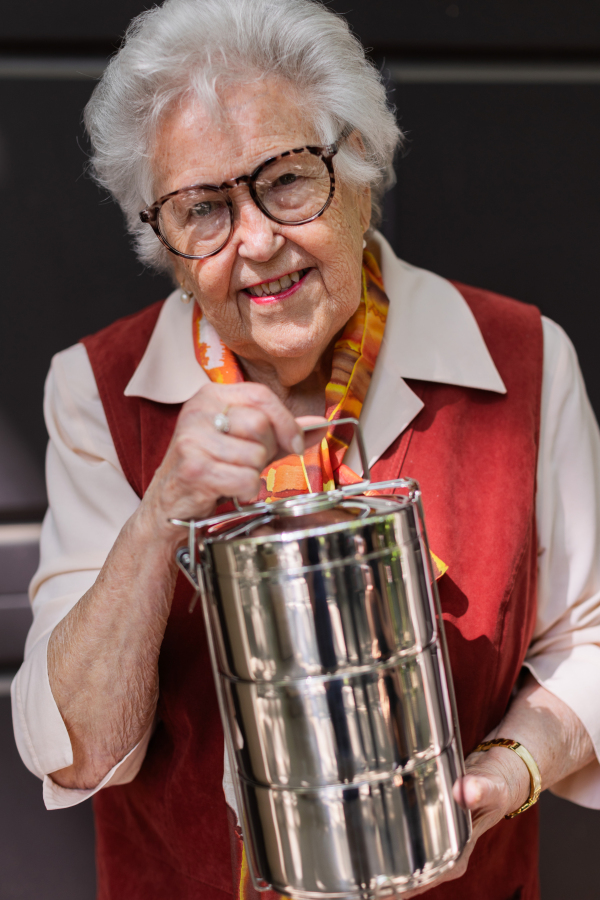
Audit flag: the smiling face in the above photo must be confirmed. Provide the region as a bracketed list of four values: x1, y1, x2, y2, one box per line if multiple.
[150, 79, 371, 389]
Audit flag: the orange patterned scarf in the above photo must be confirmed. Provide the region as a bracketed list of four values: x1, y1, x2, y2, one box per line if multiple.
[192, 251, 388, 495]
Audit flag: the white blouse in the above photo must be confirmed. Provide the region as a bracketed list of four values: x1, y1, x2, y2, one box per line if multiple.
[12, 234, 600, 811]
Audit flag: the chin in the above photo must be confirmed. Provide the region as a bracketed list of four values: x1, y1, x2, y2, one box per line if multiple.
[253, 324, 327, 359]
[260, 337, 323, 361]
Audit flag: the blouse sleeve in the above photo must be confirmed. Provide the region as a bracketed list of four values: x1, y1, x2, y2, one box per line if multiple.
[525, 316, 600, 808]
[10, 342, 152, 810]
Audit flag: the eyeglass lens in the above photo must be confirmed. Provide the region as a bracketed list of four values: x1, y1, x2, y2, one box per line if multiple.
[157, 149, 331, 258]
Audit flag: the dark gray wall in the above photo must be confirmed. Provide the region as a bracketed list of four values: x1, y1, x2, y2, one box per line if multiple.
[1, 1, 146, 44]
[4, 1, 600, 48]
[330, 0, 600, 51]
[0, 77, 172, 470]
[385, 78, 600, 415]
[0, 695, 97, 900]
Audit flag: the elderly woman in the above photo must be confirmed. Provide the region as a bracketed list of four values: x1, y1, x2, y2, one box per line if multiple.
[11, 0, 600, 898]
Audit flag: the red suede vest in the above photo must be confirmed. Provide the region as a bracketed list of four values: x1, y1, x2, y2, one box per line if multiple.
[82, 282, 542, 900]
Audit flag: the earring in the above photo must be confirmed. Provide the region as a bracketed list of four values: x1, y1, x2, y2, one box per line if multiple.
[180, 285, 193, 304]
[362, 238, 367, 249]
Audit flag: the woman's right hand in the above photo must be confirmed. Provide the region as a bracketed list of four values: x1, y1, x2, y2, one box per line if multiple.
[47, 380, 323, 791]
[136, 381, 307, 549]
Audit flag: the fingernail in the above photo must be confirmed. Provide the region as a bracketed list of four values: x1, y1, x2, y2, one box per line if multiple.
[292, 435, 304, 455]
[465, 779, 483, 807]
[471, 784, 483, 805]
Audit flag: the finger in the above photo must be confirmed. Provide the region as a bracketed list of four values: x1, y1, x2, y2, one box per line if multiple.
[186, 460, 261, 505]
[189, 382, 303, 455]
[185, 407, 277, 466]
[394, 846, 473, 898]
[296, 415, 329, 450]
[180, 405, 279, 464]
[453, 773, 514, 837]
[296, 416, 329, 427]
[196, 432, 270, 472]
[453, 774, 500, 811]
[225, 407, 278, 461]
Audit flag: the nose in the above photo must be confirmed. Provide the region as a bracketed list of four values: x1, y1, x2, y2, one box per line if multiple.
[232, 189, 285, 261]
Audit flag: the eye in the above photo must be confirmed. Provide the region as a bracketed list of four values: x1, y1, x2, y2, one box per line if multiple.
[190, 201, 216, 218]
[276, 173, 298, 187]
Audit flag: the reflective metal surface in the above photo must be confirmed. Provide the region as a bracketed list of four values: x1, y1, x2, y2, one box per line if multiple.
[243, 741, 469, 899]
[222, 645, 453, 788]
[207, 503, 437, 682]
[176, 473, 470, 898]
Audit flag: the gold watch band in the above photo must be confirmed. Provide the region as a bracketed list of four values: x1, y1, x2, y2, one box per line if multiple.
[473, 738, 542, 818]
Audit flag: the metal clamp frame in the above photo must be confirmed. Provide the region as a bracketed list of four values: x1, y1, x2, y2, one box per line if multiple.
[173, 417, 421, 600]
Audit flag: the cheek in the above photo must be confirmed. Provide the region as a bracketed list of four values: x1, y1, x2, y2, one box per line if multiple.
[185, 257, 231, 306]
[318, 221, 364, 297]
[316, 201, 364, 278]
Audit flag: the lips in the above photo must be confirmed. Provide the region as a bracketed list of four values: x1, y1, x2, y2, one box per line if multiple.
[244, 268, 310, 298]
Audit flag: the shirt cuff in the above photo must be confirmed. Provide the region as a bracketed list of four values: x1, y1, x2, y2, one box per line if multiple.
[12, 623, 154, 810]
[11, 630, 73, 778]
[43, 724, 154, 810]
[524, 643, 600, 809]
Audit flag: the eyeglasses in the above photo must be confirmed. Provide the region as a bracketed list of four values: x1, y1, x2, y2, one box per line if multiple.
[139, 143, 339, 260]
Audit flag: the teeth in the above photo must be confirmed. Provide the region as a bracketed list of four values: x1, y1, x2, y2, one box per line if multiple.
[247, 269, 305, 296]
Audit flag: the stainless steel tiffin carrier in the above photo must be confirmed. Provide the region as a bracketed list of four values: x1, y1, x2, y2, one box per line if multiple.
[174, 419, 471, 899]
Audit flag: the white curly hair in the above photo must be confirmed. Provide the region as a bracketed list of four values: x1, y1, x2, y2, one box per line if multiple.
[84, 0, 402, 272]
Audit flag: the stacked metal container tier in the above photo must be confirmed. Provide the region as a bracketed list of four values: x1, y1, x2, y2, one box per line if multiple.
[177, 482, 471, 899]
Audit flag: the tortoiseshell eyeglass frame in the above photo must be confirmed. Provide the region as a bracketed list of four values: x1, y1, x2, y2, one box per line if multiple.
[139, 143, 339, 260]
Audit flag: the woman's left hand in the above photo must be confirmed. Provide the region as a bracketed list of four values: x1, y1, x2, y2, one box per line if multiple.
[399, 743, 530, 897]
[399, 673, 595, 897]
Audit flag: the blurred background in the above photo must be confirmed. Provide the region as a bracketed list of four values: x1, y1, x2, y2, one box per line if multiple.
[1, 1, 600, 897]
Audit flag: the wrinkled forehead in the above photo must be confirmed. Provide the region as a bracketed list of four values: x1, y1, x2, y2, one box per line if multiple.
[150, 77, 319, 197]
